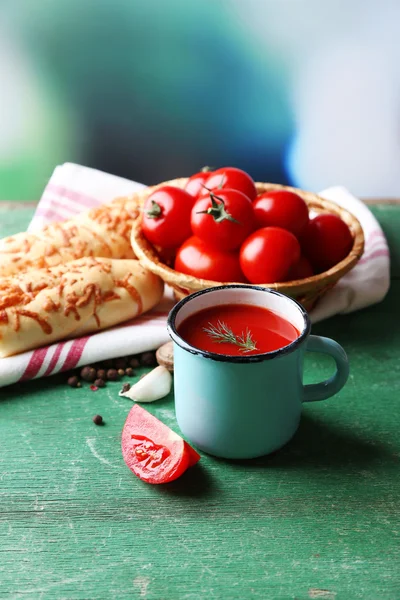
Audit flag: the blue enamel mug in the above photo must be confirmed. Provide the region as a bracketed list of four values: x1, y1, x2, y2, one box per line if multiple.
[167, 285, 349, 459]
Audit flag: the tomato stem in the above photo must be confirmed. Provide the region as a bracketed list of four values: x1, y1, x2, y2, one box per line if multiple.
[145, 200, 162, 219]
[197, 191, 240, 224]
[201, 165, 214, 173]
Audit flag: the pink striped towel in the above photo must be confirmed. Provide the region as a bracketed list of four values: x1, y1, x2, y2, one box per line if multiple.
[0, 163, 390, 388]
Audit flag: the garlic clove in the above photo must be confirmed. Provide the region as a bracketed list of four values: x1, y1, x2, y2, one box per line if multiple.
[119, 366, 172, 403]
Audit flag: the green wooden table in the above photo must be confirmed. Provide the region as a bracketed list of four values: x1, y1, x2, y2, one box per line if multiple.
[1, 203, 399, 600]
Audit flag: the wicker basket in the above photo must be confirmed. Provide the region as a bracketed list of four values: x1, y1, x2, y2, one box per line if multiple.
[131, 179, 365, 311]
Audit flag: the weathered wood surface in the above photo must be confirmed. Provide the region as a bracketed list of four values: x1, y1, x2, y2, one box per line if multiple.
[0, 205, 399, 600]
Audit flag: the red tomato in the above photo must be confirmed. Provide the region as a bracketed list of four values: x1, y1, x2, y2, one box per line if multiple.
[253, 190, 309, 237]
[175, 236, 246, 282]
[122, 404, 200, 484]
[205, 167, 257, 201]
[301, 214, 353, 273]
[285, 255, 314, 281]
[142, 186, 195, 249]
[240, 227, 301, 283]
[184, 167, 214, 198]
[191, 189, 255, 251]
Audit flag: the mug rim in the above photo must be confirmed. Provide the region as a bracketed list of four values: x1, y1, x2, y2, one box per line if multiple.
[167, 285, 311, 363]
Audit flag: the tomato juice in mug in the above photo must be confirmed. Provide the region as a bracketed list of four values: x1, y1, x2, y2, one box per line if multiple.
[177, 303, 300, 357]
[167, 285, 349, 459]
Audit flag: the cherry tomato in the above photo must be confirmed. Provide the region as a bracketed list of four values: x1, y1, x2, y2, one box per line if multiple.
[285, 255, 314, 281]
[253, 190, 309, 237]
[301, 214, 353, 273]
[122, 404, 200, 484]
[184, 167, 214, 198]
[204, 167, 257, 202]
[240, 227, 301, 283]
[175, 236, 246, 282]
[191, 189, 255, 251]
[142, 186, 195, 249]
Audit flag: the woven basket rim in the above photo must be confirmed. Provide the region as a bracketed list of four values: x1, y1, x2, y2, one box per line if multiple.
[130, 179, 365, 296]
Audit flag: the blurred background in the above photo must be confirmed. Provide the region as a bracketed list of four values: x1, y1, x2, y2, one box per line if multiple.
[1, 0, 400, 201]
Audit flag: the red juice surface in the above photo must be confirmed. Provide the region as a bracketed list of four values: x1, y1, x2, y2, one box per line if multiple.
[177, 303, 300, 356]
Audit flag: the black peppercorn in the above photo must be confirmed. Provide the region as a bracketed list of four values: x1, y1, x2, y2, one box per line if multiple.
[92, 415, 103, 425]
[125, 367, 134, 377]
[67, 375, 80, 388]
[81, 366, 97, 382]
[94, 378, 105, 388]
[121, 382, 131, 393]
[106, 368, 119, 381]
[129, 357, 140, 369]
[96, 369, 107, 381]
[140, 351, 157, 367]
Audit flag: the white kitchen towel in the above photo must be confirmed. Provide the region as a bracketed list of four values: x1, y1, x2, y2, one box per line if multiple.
[0, 163, 390, 387]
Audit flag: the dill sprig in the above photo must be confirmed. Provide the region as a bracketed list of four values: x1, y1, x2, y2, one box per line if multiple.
[203, 320, 258, 353]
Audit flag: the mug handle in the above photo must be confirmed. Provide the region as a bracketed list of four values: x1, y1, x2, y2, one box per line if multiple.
[303, 335, 349, 403]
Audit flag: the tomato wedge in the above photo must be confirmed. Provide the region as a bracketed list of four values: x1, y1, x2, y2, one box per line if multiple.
[121, 405, 200, 484]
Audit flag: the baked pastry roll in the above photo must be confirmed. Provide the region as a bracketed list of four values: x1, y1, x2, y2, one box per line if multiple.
[0, 257, 164, 357]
